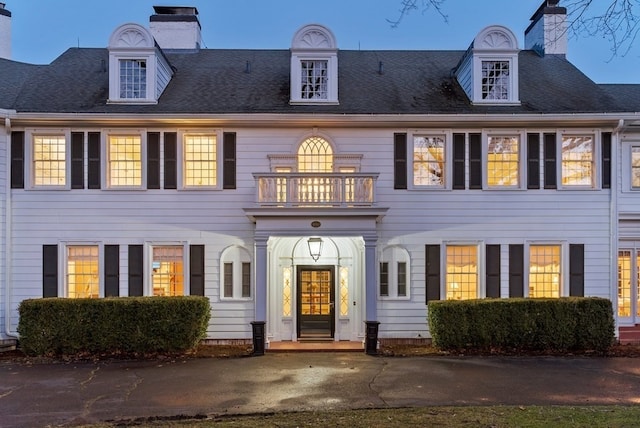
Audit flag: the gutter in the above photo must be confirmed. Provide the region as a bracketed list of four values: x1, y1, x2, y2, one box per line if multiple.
[3, 114, 17, 339]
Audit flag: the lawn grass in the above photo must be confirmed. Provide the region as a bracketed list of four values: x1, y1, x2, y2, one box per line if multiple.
[88, 406, 640, 427]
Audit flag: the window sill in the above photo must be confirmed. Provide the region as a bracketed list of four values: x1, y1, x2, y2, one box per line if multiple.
[289, 99, 340, 106]
[107, 99, 158, 105]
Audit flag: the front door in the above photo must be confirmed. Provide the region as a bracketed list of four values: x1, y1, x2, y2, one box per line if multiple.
[297, 266, 335, 338]
[618, 249, 640, 324]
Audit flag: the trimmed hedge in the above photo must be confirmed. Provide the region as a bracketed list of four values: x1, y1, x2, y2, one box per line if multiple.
[17, 296, 211, 356]
[428, 297, 614, 353]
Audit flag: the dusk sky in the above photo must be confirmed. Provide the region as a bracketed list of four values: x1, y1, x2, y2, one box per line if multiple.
[4, 0, 637, 83]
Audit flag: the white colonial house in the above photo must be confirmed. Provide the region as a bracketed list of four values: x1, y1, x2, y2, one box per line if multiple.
[1, 1, 640, 350]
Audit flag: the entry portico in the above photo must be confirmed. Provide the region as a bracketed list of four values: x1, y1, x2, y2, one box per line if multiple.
[245, 208, 387, 346]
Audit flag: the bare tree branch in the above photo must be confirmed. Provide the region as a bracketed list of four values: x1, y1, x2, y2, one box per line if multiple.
[389, 0, 640, 58]
[387, 0, 448, 28]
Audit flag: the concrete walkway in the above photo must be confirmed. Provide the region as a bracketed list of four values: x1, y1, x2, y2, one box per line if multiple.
[1, 353, 640, 427]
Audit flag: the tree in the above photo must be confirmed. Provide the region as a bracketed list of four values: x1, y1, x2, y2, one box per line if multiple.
[388, 0, 640, 57]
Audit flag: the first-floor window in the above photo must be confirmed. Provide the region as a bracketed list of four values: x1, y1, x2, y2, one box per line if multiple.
[528, 245, 561, 297]
[151, 246, 184, 296]
[618, 249, 640, 318]
[220, 246, 252, 299]
[33, 135, 67, 186]
[445, 245, 478, 300]
[379, 247, 410, 298]
[67, 245, 99, 298]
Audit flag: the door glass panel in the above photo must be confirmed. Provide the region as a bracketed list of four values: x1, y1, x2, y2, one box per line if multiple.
[301, 270, 331, 315]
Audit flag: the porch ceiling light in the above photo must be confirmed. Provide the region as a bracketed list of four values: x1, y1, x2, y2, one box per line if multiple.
[307, 237, 323, 262]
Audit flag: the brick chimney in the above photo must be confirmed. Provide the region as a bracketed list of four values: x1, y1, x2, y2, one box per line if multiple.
[0, 3, 11, 59]
[149, 6, 202, 50]
[524, 0, 567, 56]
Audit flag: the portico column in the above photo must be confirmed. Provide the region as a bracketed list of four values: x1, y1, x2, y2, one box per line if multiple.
[254, 235, 268, 322]
[364, 235, 377, 321]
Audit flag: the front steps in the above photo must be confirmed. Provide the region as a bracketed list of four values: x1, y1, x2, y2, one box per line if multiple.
[619, 325, 640, 345]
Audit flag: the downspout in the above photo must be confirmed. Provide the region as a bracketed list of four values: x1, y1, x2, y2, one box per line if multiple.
[610, 119, 624, 338]
[4, 115, 17, 338]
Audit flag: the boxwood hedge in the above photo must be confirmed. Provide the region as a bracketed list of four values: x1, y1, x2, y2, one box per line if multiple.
[428, 297, 614, 353]
[18, 296, 211, 356]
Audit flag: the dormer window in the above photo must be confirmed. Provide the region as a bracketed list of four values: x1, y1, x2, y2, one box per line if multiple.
[290, 24, 338, 105]
[108, 23, 173, 104]
[455, 25, 520, 105]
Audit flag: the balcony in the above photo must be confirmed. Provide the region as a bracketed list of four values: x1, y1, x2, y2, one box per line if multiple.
[253, 173, 379, 207]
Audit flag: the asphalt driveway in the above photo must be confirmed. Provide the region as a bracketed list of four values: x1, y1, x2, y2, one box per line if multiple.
[1, 353, 639, 427]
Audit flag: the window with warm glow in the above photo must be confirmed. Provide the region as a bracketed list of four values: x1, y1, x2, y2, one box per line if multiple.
[562, 135, 594, 186]
[632, 147, 640, 189]
[67, 245, 99, 298]
[446, 245, 478, 300]
[282, 267, 292, 317]
[339, 267, 349, 317]
[482, 61, 510, 100]
[184, 134, 217, 187]
[109, 135, 142, 187]
[487, 136, 519, 187]
[297, 137, 334, 204]
[413, 135, 445, 186]
[151, 246, 184, 296]
[617, 250, 640, 318]
[529, 245, 561, 298]
[120, 59, 147, 99]
[33, 135, 66, 186]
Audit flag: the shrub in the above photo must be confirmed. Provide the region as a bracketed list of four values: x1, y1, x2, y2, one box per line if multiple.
[17, 296, 211, 356]
[428, 297, 614, 353]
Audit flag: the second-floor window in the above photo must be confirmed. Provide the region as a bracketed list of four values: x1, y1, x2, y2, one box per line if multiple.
[632, 147, 640, 189]
[33, 135, 66, 187]
[151, 245, 184, 296]
[119, 59, 147, 99]
[487, 136, 519, 187]
[184, 134, 217, 187]
[108, 135, 142, 187]
[413, 135, 445, 186]
[562, 135, 594, 187]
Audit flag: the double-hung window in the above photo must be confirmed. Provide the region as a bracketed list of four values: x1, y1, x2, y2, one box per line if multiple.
[151, 245, 184, 296]
[108, 135, 142, 188]
[301, 60, 328, 100]
[632, 147, 640, 189]
[184, 134, 217, 187]
[561, 135, 594, 187]
[66, 245, 100, 298]
[481, 61, 510, 100]
[413, 135, 445, 187]
[487, 135, 520, 187]
[528, 245, 561, 298]
[33, 134, 67, 187]
[445, 245, 478, 300]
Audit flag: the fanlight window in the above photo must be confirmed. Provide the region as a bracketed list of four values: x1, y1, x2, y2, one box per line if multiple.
[298, 137, 333, 172]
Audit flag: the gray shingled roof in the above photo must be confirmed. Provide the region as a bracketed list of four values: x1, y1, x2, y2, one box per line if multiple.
[0, 47, 630, 115]
[600, 84, 640, 113]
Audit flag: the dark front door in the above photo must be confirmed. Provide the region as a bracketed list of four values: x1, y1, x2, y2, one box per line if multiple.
[297, 266, 335, 338]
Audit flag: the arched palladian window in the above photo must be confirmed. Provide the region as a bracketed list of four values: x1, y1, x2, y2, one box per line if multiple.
[298, 137, 333, 172]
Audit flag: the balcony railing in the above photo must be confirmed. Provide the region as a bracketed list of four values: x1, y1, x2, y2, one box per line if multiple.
[254, 173, 378, 207]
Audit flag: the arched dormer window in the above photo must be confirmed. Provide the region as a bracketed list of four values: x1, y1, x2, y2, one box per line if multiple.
[108, 23, 173, 104]
[455, 25, 520, 105]
[290, 24, 339, 105]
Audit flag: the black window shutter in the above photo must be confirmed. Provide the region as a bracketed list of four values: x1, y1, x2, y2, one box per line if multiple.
[43, 245, 58, 297]
[104, 245, 120, 297]
[509, 244, 524, 298]
[453, 133, 466, 189]
[87, 132, 101, 189]
[486, 244, 501, 298]
[128, 245, 144, 296]
[71, 132, 84, 189]
[394, 133, 407, 189]
[190, 245, 205, 296]
[601, 132, 612, 189]
[426, 244, 441, 303]
[543, 133, 557, 189]
[527, 133, 540, 189]
[469, 133, 482, 189]
[223, 132, 237, 189]
[11, 131, 24, 189]
[147, 132, 160, 189]
[164, 132, 177, 189]
[569, 244, 585, 297]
